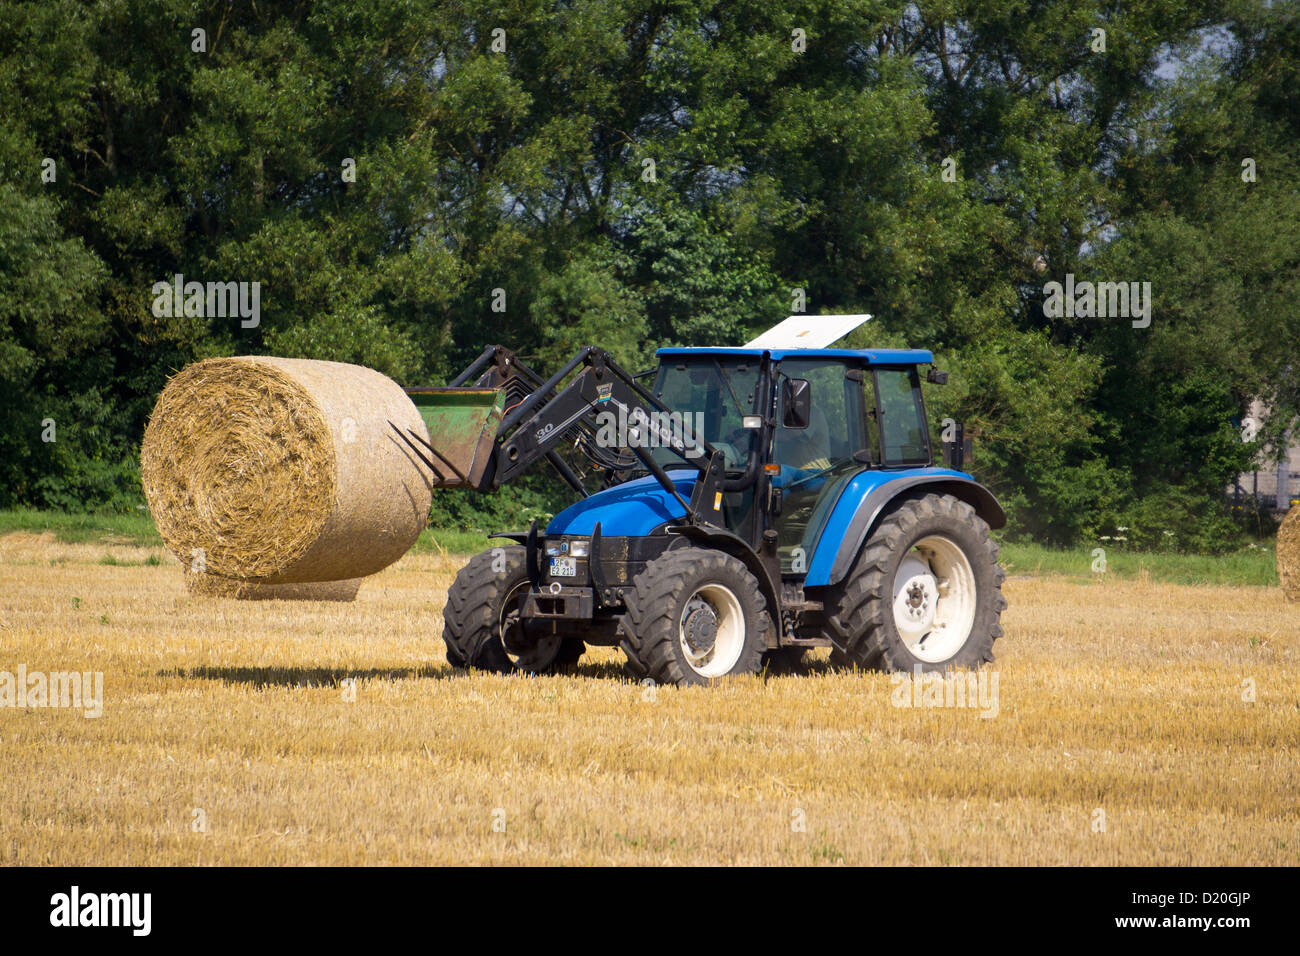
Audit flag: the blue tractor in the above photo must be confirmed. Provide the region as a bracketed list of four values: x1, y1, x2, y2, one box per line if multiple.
[398, 329, 1006, 685]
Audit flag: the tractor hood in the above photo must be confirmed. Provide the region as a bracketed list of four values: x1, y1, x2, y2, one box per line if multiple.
[546, 470, 696, 537]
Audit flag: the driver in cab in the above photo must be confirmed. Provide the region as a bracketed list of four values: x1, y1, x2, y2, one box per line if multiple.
[772, 405, 834, 487]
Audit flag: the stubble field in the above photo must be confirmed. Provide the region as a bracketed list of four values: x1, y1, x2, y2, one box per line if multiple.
[1, 530, 1296, 865]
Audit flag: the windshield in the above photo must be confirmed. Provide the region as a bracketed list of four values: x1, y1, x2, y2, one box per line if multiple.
[649, 356, 761, 470]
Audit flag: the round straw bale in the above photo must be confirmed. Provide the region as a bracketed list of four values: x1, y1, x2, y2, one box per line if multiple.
[183, 569, 362, 602]
[1276, 506, 1300, 601]
[142, 356, 431, 583]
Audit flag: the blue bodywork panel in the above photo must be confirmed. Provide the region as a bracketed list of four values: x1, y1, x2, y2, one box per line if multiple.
[547, 470, 695, 536]
[656, 346, 934, 365]
[546, 464, 1000, 590]
[801, 466, 978, 586]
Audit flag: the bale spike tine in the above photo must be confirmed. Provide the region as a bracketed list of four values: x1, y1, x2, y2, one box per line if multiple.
[388, 420, 445, 485]
[404, 427, 470, 484]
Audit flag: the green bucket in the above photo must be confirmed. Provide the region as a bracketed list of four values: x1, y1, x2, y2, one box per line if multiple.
[402, 387, 505, 490]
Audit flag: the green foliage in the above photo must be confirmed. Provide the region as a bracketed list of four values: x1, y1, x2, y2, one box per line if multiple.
[0, 0, 1294, 550]
[998, 540, 1277, 588]
[625, 199, 788, 348]
[425, 472, 561, 535]
[0, 507, 159, 545]
[530, 241, 650, 371]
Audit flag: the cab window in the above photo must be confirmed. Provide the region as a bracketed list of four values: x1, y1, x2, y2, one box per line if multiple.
[874, 367, 929, 465]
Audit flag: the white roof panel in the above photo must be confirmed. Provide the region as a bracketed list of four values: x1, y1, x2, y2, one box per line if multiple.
[742, 314, 873, 350]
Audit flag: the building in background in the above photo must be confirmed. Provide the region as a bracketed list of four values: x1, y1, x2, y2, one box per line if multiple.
[1229, 399, 1298, 512]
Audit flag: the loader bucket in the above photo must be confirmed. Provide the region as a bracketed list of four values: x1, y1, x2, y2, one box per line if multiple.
[397, 387, 506, 491]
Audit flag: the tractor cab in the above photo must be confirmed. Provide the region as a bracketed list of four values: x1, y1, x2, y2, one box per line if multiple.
[646, 347, 949, 574]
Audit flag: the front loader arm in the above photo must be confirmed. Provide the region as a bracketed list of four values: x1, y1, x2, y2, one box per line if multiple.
[493, 348, 727, 527]
[404, 345, 728, 527]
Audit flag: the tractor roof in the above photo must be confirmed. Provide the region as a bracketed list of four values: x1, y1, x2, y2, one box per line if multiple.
[656, 346, 934, 365]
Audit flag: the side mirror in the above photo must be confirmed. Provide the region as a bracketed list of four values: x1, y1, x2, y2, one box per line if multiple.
[927, 368, 949, 385]
[781, 378, 811, 429]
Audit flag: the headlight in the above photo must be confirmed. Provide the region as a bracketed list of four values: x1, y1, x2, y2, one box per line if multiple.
[545, 538, 587, 556]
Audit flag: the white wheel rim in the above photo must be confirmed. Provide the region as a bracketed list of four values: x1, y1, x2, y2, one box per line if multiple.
[892, 535, 977, 664]
[678, 583, 745, 678]
[499, 581, 561, 672]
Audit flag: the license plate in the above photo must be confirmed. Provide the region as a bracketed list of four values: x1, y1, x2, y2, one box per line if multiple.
[550, 557, 577, 578]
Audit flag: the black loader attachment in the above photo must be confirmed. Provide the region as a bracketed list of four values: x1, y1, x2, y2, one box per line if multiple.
[397, 345, 729, 528]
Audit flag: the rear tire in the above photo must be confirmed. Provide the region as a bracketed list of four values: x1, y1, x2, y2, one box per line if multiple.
[623, 549, 767, 686]
[824, 493, 1005, 672]
[443, 547, 585, 673]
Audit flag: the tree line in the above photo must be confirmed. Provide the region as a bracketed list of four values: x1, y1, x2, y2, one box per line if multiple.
[1, 0, 1296, 550]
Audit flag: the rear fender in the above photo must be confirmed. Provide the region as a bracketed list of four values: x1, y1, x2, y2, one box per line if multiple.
[805, 472, 1004, 588]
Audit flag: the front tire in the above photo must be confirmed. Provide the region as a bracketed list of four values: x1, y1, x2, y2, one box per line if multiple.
[824, 493, 1005, 672]
[443, 547, 584, 673]
[623, 549, 767, 686]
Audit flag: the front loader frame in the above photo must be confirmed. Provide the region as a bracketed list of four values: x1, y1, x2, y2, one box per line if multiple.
[406, 345, 733, 529]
